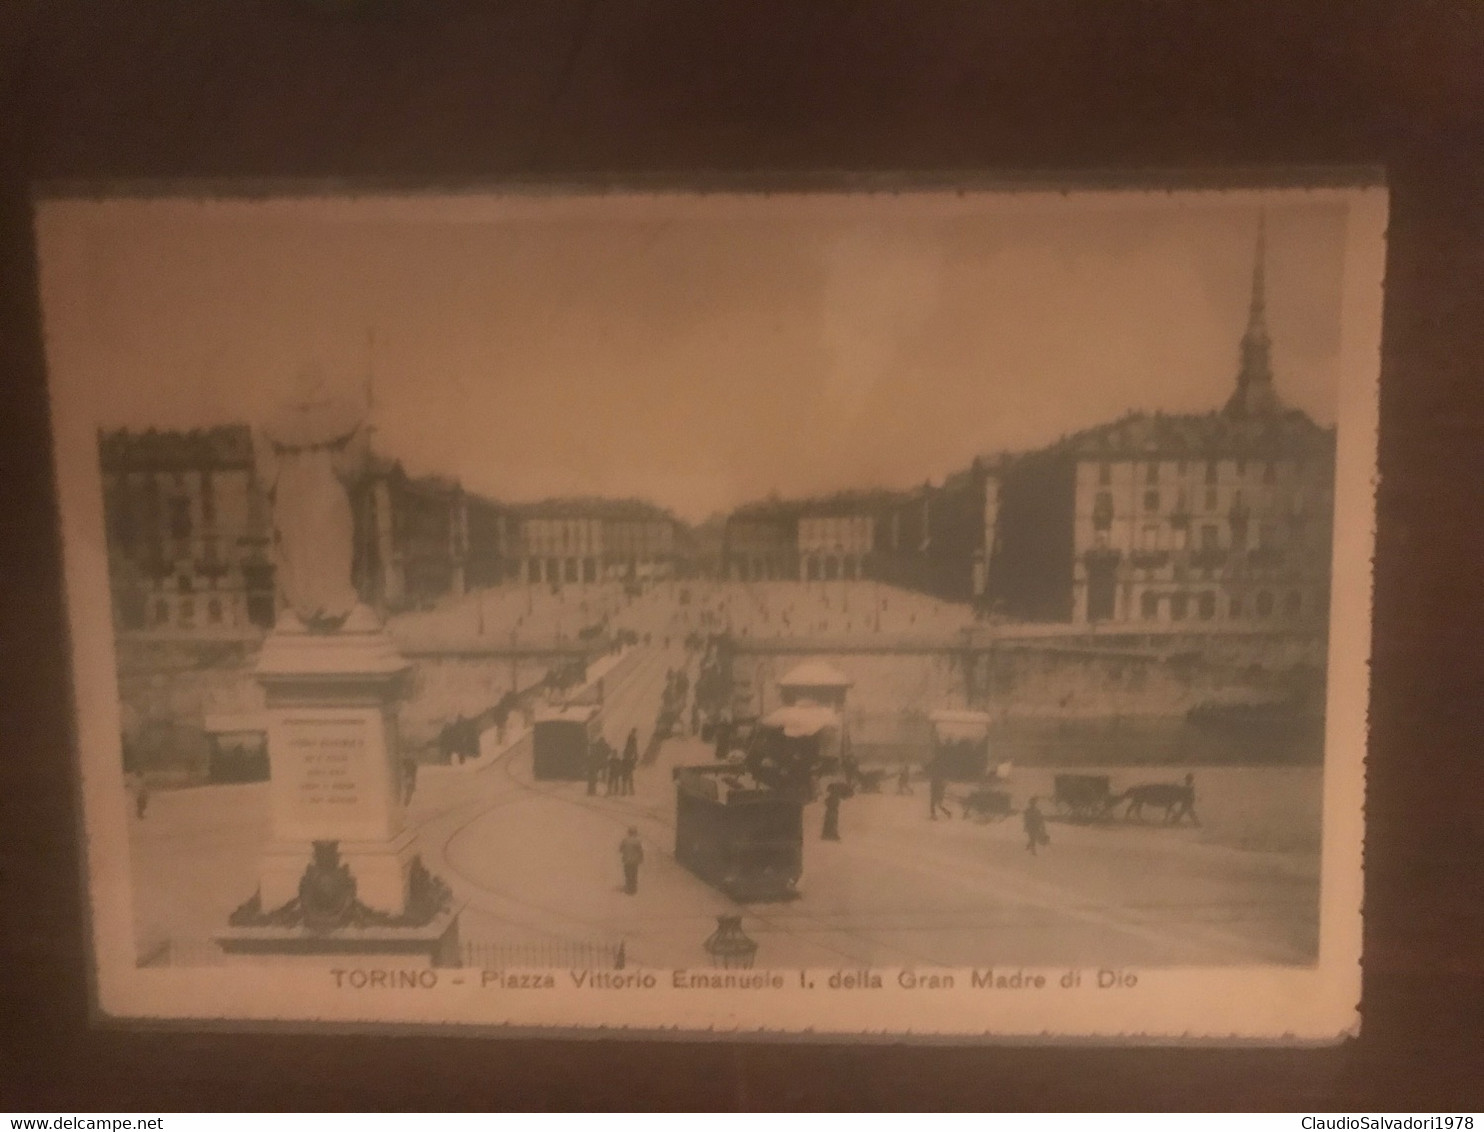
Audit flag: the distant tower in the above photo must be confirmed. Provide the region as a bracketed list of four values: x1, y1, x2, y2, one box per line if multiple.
[1224, 215, 1281, 417]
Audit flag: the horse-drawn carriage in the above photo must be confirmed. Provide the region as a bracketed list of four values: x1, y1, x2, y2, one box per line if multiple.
[1051, 773, 1120, 822]
[1049, 772, 1201, 825]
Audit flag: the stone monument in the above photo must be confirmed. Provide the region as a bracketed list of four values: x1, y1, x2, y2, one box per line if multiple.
[218, 367, 459, 965]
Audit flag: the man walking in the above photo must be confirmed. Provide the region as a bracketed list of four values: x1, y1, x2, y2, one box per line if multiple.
[587, 737, 608, 796]
[619, 827, 644, 895]
[1171, 772, 1200, 827]
[605, 741, 623, 796]
[821, 782, 846, 841]
[1023, 797, 1050, 856]
[928, 763, 953, 821]
[621, 728, 640, 796]
[620, 744, 637, 796]
[713, 710, 733, 761]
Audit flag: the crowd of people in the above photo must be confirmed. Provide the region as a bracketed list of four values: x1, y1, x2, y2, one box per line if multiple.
[586, 727, 641, 797]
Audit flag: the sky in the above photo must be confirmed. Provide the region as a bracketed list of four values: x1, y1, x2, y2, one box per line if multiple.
[37, 189, 1351, 523]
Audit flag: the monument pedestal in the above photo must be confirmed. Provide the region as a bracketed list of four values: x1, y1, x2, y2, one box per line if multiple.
[218, 907, 462, 968]
[217, 619, 462, 965]
[258, 828, 417, 913]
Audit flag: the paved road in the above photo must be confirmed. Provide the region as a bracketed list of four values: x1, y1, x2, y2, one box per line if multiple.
[413, 642, 1319, 971]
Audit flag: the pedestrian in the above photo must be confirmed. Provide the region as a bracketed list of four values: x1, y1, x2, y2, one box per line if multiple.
[896, 764, 914, 795]
[1173, 772, 1201, 827]
[1023, 797, 1050, 855]
[928, 765, 953, 820]
[841, 749, 860, 791]
[619, 827, 644, 894]
[587, 738, 608, 796]
[620, 745, 637, 796]
[821, 782, 845, 841]
[605, 743, 623, 796]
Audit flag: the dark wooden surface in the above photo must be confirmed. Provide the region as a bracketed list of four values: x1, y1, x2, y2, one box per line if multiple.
[2, 0, 1482, 1111]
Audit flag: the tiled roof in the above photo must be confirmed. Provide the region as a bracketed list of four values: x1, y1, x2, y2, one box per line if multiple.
[1049, 408, 1334, 460]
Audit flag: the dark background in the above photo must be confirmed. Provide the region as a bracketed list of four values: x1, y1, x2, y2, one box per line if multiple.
[2, 0, 1481, 1112]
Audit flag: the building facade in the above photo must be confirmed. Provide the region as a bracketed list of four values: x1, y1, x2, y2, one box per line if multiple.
[990, 224, 1336, 629]
[797, 511, 875, 581]
[503, 499, 684, 584]
[1065, 419, 1335, 626]
[872, 461, 1006, 605]
[723, 491, 899, 582]
[98, 426, 275, 632]
[353, 460, 477, 613]
[723, 502, 799, 581]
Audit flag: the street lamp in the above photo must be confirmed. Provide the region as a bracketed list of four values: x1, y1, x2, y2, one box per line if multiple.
[703, 915, 758, 969]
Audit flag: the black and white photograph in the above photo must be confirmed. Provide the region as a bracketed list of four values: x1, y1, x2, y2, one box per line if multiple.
[37, 184, 1383, 1039]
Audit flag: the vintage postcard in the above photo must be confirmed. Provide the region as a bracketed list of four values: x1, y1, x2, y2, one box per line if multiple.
[37, 182, 1384, 1040]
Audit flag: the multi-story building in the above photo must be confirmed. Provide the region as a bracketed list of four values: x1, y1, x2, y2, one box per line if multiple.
[723, 491, 896, 582]
[723, 499, 799, 581]
[688, 516, 727, 580]
[352, 459, 477, 612]
[873, 460, 1007, 604]
[503, 499, 684, 585]
[603, 510, 680, 580]
[464, 495, 510, 589]
[989, 226, 1336, 628]
[797, 509, 875, 582]
[98, 425, 275, 632]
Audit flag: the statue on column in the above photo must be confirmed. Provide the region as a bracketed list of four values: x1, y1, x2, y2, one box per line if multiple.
[260, 363, 375, 632]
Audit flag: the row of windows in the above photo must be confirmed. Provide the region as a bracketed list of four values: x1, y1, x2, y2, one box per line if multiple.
[1126, 522, 1295, 553]
[1137, 589, 1303, 621]
[1097, 459, 1299, 488]
[799, 518, 874, 552]
[108, 492, 223, 547]
[803, 555, 864, 581]
[528, 557, 599, 584]
[523, 522, 677, 555]
[1095, 486, 1306, 519]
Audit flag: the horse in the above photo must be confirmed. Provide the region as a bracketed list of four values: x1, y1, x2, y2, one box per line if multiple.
[1120, 774, 1200, 825]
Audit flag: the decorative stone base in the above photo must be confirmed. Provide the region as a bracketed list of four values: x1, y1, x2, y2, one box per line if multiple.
[217, 908, 462, 967]
[259, 828, 417, 913]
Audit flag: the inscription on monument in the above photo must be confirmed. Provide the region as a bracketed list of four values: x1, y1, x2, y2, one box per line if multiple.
[280, 716, 375, 834]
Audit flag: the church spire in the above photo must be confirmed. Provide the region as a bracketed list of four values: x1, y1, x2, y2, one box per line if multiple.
[1225, 213, 1280, 417]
